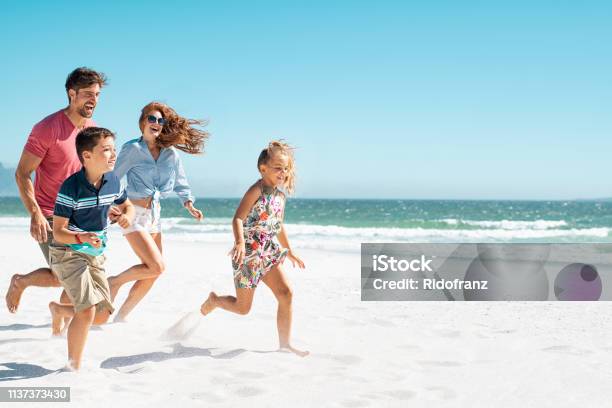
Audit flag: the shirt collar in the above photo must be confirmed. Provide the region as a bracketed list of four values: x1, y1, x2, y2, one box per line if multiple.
[77, 167, 108, 192]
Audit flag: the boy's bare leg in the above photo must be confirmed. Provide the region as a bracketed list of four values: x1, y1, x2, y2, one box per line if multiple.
[6, 268, 60, 313]
[201, 287, 255, 316]
[109, 231, 163, 320]
[262, 266, 309, 357]
[66, 306, 95, 370]
[48, 302, 74, 336]
[59, 290, 72, 331]
[50, 301, 112, 335]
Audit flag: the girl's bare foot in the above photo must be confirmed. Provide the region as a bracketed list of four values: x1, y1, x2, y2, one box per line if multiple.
[279, 344, 310, 357]
[48, 302, 64, 336]
[6, 274, 25, 313]
[200, 292, 218, 316]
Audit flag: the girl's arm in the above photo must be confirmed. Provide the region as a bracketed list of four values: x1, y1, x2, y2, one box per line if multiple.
[230, 182, 262, 265]
[52, 216, 102, 247]
[278, 224, 305, 268]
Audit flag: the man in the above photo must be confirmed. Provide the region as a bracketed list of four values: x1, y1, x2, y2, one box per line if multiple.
[5, 67, 107, 313]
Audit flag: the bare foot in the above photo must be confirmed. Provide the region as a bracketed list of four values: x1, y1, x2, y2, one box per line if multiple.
[48, 302, 64, 336]
[113, 314, 127, 323]
[279, 344, 310, 357]
[6, 274, 25, 313]
[200, 292, 218, 316]
[108, 276, 121, 301]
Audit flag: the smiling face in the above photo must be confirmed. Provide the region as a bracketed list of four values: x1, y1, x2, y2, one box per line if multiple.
[82, 136, 117, 174]
[142, 109, 164, 143]
[259, 152, 290, 188]
[68, 83, 101, 119]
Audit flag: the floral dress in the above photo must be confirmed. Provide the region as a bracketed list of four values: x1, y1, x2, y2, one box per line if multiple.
[233, 183, 289, 288]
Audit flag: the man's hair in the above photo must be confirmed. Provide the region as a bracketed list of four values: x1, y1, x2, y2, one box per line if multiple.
[76, 127, 115, 164]
[65, 67, 108, 103]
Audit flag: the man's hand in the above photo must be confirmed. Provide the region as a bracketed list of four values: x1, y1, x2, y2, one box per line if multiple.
[30, 212, 51, 243]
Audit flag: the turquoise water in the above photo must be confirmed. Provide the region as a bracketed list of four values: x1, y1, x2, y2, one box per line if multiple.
[2, 196, 611, 228]
[2, 197, 612, 249]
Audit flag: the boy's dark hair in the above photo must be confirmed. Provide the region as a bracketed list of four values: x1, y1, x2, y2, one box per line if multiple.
[76, 127, 115, 164]
[65, 67, 108, 102]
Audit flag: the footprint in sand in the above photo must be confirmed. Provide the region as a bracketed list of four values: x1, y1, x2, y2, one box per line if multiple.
[228, 369, 267, 379]
[386, 389, 416, 400]
[430, 328, 461, 338]
[233, 386, 266, 397]
[370, 318, 396, 328]
[542, 345, 593, 356]
[426, 386, 456, 400]
[190, 392, 226, 403]
[397, 344, 422, 351]
[316, 353, 363, 365]
[338, 399, 371, 407]
[417, 360, 463, 368]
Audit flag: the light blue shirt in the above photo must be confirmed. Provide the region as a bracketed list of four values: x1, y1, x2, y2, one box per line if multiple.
[113, 137, 195, 205]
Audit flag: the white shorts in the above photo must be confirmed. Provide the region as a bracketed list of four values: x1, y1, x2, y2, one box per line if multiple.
[122, 204, 161, 235]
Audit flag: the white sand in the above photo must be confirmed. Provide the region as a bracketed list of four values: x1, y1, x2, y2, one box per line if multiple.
[1, 227, 612, 407]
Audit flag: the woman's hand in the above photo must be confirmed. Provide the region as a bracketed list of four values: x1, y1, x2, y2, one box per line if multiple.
[109, 206, 131, 228]
[185, 201, 204, 221]
[115, 214, 131, 228]
[228, 241, 246, 266]
[287, 249, 305, 269]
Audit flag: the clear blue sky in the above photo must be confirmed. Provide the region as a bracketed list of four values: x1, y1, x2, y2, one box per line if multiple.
[1, 1, 611, 199]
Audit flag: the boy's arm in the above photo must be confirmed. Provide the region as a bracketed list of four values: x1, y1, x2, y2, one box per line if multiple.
[52, 216, 101, 247]
[114, 199, 135, 228]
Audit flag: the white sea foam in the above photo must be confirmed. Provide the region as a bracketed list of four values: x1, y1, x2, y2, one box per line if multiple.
[439, 219, 568, 230]
[2, 217, 609, 254]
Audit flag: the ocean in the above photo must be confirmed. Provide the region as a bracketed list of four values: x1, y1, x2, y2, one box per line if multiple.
[1, 197, 611, 252]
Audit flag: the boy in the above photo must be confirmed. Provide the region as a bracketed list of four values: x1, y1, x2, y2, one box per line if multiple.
[48, 127, 134, 371]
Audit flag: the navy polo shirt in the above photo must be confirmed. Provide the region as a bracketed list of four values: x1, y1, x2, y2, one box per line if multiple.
[54, 168, 127, 235]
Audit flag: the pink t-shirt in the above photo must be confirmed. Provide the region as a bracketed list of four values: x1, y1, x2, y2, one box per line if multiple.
[24, 110, 96, 217]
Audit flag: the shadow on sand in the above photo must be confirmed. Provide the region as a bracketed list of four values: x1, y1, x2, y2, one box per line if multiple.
[0, 362, 56, 382]
[0, 323, 51, 332]
[100, 343, 276, 370]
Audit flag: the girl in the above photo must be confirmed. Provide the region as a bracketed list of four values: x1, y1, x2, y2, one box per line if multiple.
[109, 102, 208, 321]
[200, 140, 308, 356]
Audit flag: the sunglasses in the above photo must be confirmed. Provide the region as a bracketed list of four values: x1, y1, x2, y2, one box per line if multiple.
[146, 115, 167, 125]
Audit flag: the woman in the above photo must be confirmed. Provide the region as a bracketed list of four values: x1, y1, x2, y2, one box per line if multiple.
[109, 102, 208, 321]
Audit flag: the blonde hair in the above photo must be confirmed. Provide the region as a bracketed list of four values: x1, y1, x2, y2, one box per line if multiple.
[257, 140, 296, 195]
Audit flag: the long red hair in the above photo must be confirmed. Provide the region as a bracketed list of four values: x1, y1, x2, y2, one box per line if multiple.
[139, 102, 209, 154]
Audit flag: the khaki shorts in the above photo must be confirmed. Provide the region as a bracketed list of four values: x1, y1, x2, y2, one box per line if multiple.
[49, 246, 114, 314]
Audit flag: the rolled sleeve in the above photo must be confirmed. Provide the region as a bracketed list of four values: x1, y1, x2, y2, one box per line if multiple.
[173, 155, 195, 204]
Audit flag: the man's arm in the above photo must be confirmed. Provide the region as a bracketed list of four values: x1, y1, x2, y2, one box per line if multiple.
[15, 150, 49, 243]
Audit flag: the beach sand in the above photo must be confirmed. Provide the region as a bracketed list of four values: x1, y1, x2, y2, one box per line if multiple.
[1, 227, 612, 407]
